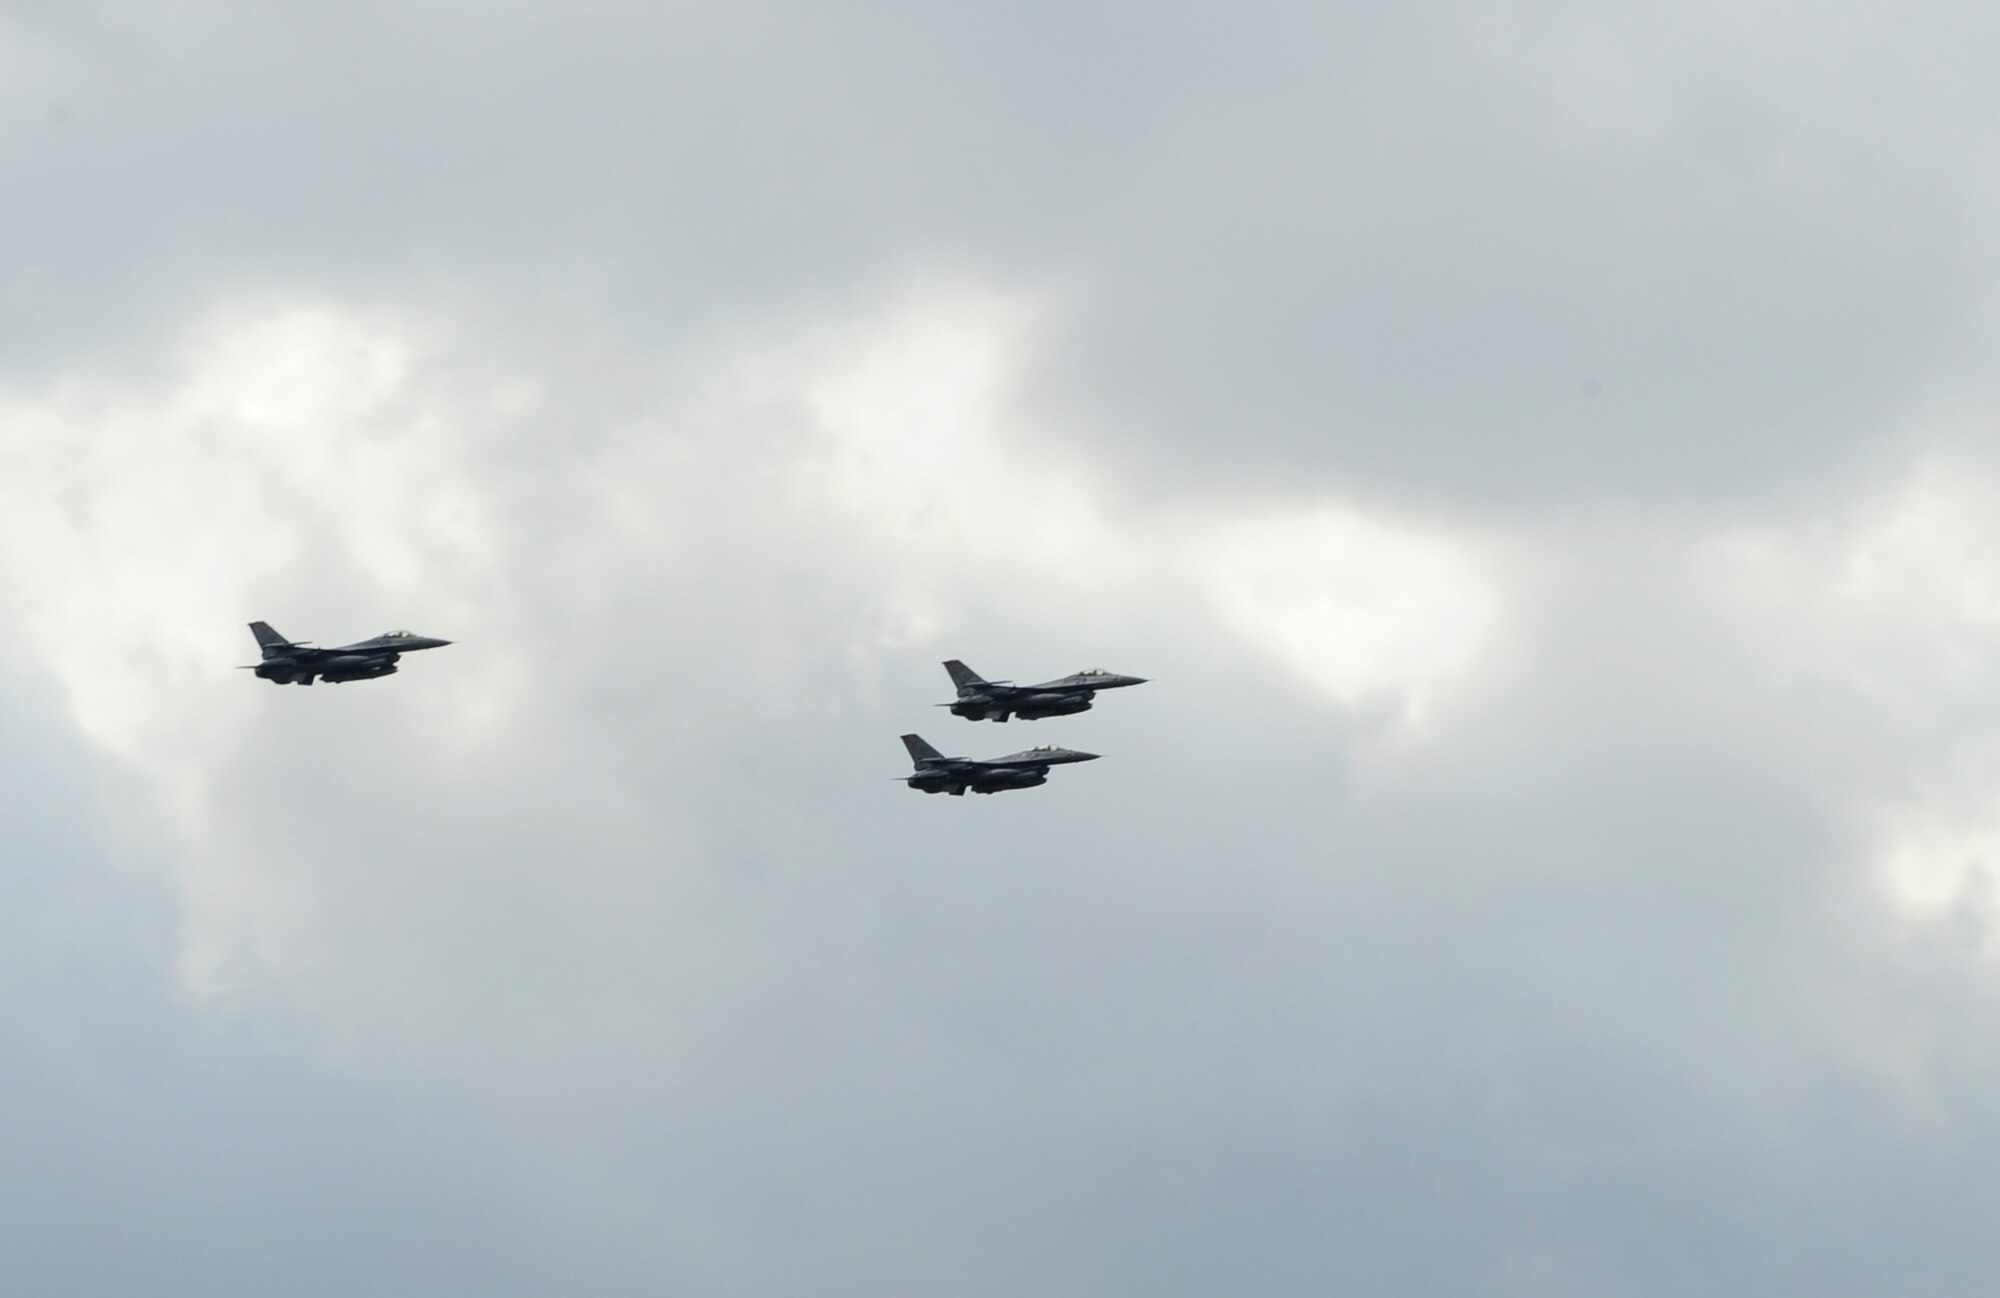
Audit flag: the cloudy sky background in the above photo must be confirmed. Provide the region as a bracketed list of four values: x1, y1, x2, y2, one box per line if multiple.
[9, 2, 2000, 1292]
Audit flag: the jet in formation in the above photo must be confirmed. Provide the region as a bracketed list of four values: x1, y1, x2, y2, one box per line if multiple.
[242, 622, 453, 685]
[900, 733, 1099, 795]
[939, 660, 1148, 722]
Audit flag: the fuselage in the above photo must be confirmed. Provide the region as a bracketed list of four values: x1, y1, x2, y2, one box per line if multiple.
[248, 626, 453, 685]
[948, 691, 1092, 722]
[945, 668, 1148, 722]
[904, 742, 1100, 795]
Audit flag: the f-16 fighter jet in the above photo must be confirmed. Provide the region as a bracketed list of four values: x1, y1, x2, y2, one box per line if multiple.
[900, 733, 1100, 795]
[241, 622, 452, 686]
[940, 659, 1148, 722]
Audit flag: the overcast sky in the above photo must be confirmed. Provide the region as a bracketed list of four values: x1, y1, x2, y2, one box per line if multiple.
[9, 2, 2000, 1293]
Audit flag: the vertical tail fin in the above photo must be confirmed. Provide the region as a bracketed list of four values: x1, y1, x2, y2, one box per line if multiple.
[901, 733, 945, 765]
[249, 621, 294, 657]
[942, 660, 987, 693]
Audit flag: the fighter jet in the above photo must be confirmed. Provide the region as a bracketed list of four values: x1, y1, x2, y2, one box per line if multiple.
[241, 621, 452, 686]
[939, 659, 1148, 722]
[900, 733, 1100, 795]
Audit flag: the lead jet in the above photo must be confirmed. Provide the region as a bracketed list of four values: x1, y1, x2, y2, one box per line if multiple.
[900, 733, 1100, 795]
[241, 621, 452, 686]
[940, 659, 1148, 722]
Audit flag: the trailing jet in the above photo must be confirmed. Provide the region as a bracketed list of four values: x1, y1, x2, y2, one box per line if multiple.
[940, 659, 1148, 722]
[241, 621, 452, 686]
[899, 733, 1100, 795]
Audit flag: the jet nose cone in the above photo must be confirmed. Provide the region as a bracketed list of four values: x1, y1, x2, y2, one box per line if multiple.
[1072, 750, 1101, 762]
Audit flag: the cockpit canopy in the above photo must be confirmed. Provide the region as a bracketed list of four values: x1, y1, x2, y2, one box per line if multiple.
[383, 630, 418, 640]
[1079, 668, 1111, 676]
[1030, 743, 1064, 752]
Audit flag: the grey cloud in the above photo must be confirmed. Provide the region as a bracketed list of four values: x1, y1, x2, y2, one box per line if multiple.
[9, 3, 2000, 1294]
[13, 4, 1998, 512]
[1025, 5, 2000, 513]
[0, 672, 569, 1297]
[158, 493, 2000, 1294]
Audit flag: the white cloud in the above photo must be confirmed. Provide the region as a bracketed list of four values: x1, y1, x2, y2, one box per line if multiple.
[0, 300, 524, 1001]
[774, 283, 1510, 723]
[1715, 460, 2000, 940]
[0, 283, 1518, 1059]
[0, 301, 510, 762]
[1197, 508, 1501, 724]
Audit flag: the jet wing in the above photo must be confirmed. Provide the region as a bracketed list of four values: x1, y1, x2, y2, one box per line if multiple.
[983, 746, 1097, 768]
[962, 680, 1083, 702]
[982, 751, 1051, 768]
